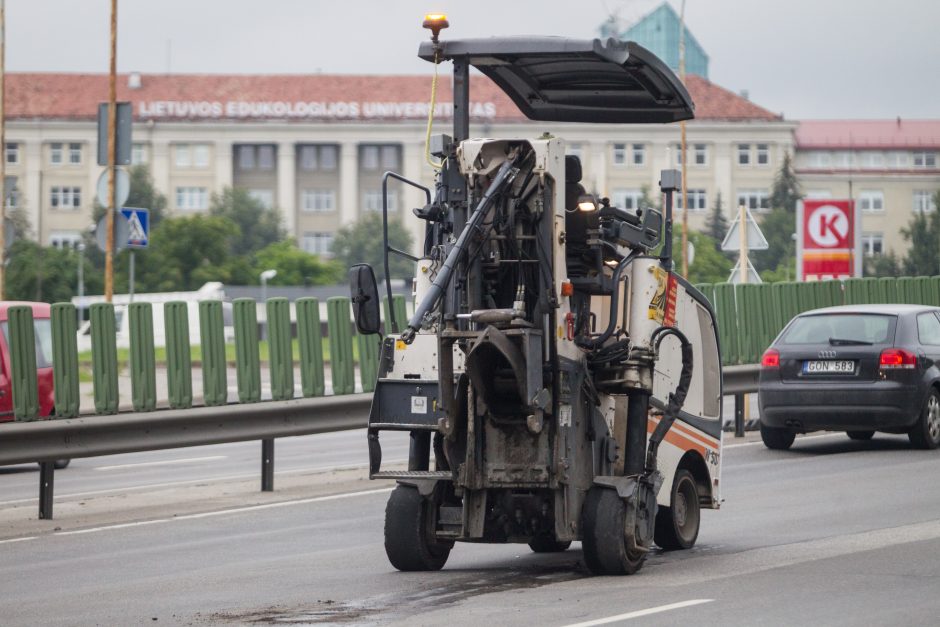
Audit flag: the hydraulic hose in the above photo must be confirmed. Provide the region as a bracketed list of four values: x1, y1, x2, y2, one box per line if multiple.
[645, 326, 694, 473]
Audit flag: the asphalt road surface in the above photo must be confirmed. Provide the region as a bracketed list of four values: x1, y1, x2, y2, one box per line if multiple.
[3, 430, 940, 626]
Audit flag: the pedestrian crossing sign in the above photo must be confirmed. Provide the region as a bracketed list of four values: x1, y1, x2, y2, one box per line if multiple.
[121, 207, 149, 248]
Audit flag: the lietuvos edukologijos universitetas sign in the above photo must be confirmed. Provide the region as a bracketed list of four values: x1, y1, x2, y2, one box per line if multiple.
[137, 100, 498, 120]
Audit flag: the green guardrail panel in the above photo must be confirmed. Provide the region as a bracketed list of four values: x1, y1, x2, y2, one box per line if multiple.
[382, 295, 408, 335]
[199, 300, 228, 406]
[267, 298, 294, 401]
[843, 278, 867, 305]
[916, 276, 936, 305]
[712, 284, 738, 365]
[164, 301, 193, 410]
[327, 296, 355, 395]
[8, 306, 39, 421]
[50, 303, 80, 418]
[877, 277, 897, 303]
[897, 277, 917, 304]
[128, 303, 157, 412]
[296, 298, 325, 397]
[233, 298, 261, 404]
[735, 284, 762, 364]
[356, 332, 381, 393]
[90, 303, 119, 415]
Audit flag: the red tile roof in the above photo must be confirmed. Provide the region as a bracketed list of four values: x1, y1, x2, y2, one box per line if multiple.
[7, 72, 782, 124]
[796, 119, 940, 149]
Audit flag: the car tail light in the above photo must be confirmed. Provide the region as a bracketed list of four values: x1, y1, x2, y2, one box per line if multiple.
[761, 348, 780, 369]
[879, 348, 916, 370]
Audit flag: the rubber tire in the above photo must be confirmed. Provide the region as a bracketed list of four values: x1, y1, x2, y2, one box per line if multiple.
[909, 388, 940, 450]
[654, 469, 700, 551]
[760, 422, 795, 450]
[581, 487, 645, 576]
[528, 536, 572, 553]
[847, 430, 875, 441]
[384, 485, 453, 571]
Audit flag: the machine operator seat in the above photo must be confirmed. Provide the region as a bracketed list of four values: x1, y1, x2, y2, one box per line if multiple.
[564, 155, 598, 276]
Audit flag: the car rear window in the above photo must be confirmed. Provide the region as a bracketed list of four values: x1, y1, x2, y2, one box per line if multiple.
[781, 313, 895, 345]
[0, 318, 54, 369]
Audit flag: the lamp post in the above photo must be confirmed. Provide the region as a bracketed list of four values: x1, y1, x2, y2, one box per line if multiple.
[77, 242, 85, 326]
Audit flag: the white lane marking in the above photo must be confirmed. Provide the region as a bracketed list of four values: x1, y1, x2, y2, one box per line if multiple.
[724, 432, 845, 448]
[0, 536, 36, 545]
[0, 459, 408, 506]
[93, 456, 228, 471]
[562, 599, 714, 627]
[49, 487, 393, 538]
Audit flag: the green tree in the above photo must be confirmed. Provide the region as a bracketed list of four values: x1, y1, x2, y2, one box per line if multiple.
[865, 252, 902, 278]
[5, 241, 92, 303]
[754, 208, 795, 273]
[252, 240, 344, 286]
[770, 152, 802, 213]
[210, 187, 285, 257]
[125, 165, 168, 228]
[900, 203, 940, 276]
[672, 230, 733, 284]
[704, 191, 728, 249]
[332, 213, 414, 282]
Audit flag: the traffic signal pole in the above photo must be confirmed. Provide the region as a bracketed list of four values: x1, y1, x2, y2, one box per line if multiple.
[105, 0, 117, 302]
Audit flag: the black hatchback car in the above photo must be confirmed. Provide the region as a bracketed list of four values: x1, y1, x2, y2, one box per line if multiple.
[758, 304, 940, 450]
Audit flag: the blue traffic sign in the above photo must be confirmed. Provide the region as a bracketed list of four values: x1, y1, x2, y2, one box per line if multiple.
[121, 207, 149, 248]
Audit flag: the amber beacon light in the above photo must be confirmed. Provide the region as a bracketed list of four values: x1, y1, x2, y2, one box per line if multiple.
[422, 13, 449, 42]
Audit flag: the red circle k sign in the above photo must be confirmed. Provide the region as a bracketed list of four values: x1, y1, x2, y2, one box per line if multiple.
[803, 200, 853, 250]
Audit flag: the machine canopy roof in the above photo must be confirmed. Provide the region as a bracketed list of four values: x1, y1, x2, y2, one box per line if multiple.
[418, 37, 694, 124]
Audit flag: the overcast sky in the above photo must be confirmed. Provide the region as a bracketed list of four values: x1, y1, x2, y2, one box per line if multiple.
[7, 0, 939, 120]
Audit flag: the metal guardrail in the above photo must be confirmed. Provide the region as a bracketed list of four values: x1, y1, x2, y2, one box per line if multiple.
[1, 366, 762, 520]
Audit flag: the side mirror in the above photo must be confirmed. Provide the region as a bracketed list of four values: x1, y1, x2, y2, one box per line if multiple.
[349, 264, 381, 335]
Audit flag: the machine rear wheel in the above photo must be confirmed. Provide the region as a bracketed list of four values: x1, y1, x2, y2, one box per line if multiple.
[528, 536, 571, 553]
[581, 487, 645, 575]
[760, 422, 795, 450]
[847, 430, 875, 441]
[384, 485, 453, 571]
[654, 469, 700, 550]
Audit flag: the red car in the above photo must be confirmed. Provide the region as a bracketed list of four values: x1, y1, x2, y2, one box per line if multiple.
[0, 301, 68, 468]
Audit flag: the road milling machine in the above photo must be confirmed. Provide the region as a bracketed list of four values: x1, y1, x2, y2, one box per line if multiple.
[349, 17, 723, 575]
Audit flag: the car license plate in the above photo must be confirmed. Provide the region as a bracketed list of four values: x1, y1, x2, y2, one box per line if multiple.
[803, 360, 855, 374]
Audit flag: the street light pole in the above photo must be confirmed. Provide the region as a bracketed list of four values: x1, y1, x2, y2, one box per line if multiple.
[678, 0, 689, 277]
[105, 0, 117, 302]
[77, 242, 85, 326]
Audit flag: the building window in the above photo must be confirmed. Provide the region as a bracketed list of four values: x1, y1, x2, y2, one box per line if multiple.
[833, 151, 852, 168]
[913, 151, 938, 168]
[737, 144, 750, 166]
[301, 189, 336, 212]
[808, 151, 832, 168]
[131, 143, 148, 165]
[861, 233, 883, 257]
[5, 142, 19, 165]
[68, 142, 82, 164]
[299, 146, 318, 170]
[50, 186, 81, 209]
[257, 145, 275, 170]
[176, 187, 209, 211]
[612, 143, 626, 166]
[6, 189, 20, 209]
[363, 190, 396, 212]
[381, 146, 399, 170]
[301, 231, 334, 256]
[361, 145, 380, 170]
[860, 151, 885, 169]
[567, 143, 584, 161]
[632, 143, 645, 166]
[913, 190, 937, 213]
[237, 145, 255, 170]
[887, 151, 908, 168]
[611, 189, 644, 211]
[320, 145, 338, 170]
[175, 144, 191, 168]
[674, 143, 707, 166]
[50, 142, 63, 165]
[248, 189, 274, 209]
[737, 189, 770, 212]
[676, 189, 708, 212]
[756, 143, 770, 165]
[858, 190, 884, 213]
[193, 144, 210, 168]
[49, 231, 83, 249]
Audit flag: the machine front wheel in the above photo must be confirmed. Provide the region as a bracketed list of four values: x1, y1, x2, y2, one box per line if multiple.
[384, 485, 453, 571]
[581, 487, 645, 576]
[654, 469, 700, 550]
